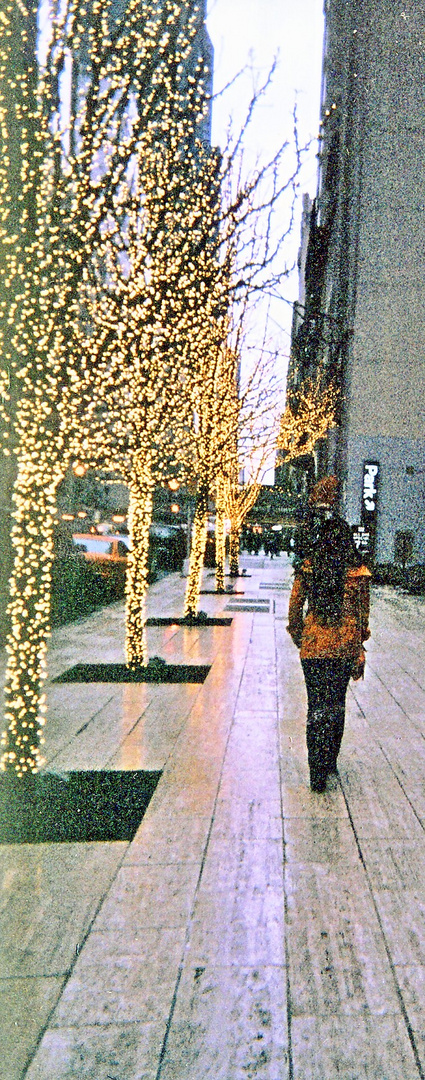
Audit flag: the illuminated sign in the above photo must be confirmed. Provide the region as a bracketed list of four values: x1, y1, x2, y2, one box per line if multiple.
[352, 525, 370, 553]
[361, 461, 379, 514]
[360, 461, 380, 557]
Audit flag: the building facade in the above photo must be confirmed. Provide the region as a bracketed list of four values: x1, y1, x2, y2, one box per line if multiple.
[288, 0, 425, 563]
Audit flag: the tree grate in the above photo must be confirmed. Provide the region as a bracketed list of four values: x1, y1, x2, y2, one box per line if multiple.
[224, 600, 273, 613]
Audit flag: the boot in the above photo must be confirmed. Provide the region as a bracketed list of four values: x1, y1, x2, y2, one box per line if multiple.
[328, 710, 345, 773]
[306, 708, 332, 792]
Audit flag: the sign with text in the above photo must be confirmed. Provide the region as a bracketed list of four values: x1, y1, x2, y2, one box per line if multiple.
[360, 461, 380, 557]
[352, 524, 370, 554]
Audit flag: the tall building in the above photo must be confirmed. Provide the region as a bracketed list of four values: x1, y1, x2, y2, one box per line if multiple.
[289, 0, 425, 563]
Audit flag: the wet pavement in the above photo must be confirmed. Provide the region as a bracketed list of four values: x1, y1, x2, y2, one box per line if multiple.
[1, 554, 425, 1079]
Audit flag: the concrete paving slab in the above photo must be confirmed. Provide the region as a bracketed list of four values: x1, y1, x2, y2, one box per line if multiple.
[0, 842, 126, 978]
[0, 976, 66, 1080]
[360, 838, 425, 892]
[285, 861, 400, 1017]
[92, 861, 201, 934]
[290, 1013, 420, 1080]
[394, 964, 425, 1031]
[200, 834, 284, 893]
[25, 1021, 166, 1080]
[1, 557, 425, 1078]
[283, 814, 361, 866]
[122, 810, 212, 866]
[50, 927, 187, 1028]
[186, 883, 286, 968]
[158, 963, 290, 1080]
[211, 793, 284, 843]
[371, 888, 425, 968]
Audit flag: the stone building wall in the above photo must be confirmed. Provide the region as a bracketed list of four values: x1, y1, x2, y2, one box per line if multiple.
[317, 0, 425, 562]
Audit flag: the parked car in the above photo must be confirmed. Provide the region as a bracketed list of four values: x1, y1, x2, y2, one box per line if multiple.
[72, 532, 128, 564]
[72, 524, 186, 582]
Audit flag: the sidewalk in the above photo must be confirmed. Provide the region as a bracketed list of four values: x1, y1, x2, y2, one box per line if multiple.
[1, 555, 425, 1079]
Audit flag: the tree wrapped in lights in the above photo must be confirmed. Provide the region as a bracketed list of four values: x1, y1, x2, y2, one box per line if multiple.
[212, 338, 240, 592]
[73, 138, 223, 664]
[73, 65, 302, 638]
[183, 320, 282, 608]
[221, 338, 280, 580]
[208, 322, 280, 586]
[226, 478, 261, 578]
[214, 474, 227, 593]
[0, 0, 212, 774]
[181, 104, 300, 615]
[277, 375, 338, 461]
[182, 326, 231, 619]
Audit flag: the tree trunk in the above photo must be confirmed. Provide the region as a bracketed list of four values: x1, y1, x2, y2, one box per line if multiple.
[229, 526, 241, 577]
[184, 481, 209, 618]
[125, 458, 154, 669]
[0, 2, 39, 645]
[2, 466, 57, 775]
[215, 477, 226, 592]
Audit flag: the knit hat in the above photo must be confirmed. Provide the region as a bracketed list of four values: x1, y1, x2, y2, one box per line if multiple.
[308, 475, 339, 509]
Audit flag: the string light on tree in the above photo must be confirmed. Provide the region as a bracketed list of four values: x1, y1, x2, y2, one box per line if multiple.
[0, 0, 212, 771]
[277, 376, 338, 462]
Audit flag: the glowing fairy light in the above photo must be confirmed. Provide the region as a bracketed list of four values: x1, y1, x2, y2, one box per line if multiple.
[74, 134, 224, 660]
[277, 376, 339, 461]
[225, 477, 261, 577]
[0, 0, 213, 769]
[214, 475, 226, 592]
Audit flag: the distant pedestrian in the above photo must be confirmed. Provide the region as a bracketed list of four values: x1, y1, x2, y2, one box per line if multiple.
[251, 531, 261, 555]
[287, 476, 371, 792]
[242, 526, 252, 553]
[269, 531, 280, 558]
[245, 527, 255, 554]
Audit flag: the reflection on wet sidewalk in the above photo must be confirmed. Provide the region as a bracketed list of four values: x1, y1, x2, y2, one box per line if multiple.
[0, 557, 424, 1079]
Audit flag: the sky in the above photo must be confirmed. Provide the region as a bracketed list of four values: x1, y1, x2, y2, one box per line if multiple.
[206, 0, 325, 370]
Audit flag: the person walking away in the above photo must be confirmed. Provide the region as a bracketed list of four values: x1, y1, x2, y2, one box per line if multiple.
[287, 477, 371, 793]
[270, 531, 280, 558]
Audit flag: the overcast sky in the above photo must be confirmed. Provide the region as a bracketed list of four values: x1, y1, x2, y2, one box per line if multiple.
[207, 0, 325, 358]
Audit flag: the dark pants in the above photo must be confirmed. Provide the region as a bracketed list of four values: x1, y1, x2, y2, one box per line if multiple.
[301, 658, 352, 788]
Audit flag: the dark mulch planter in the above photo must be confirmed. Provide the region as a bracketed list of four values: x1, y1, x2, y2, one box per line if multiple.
[0, 769, 161, 844]
[53, 661, 211, 683]
[146, 616, 232, 627]
[200, 589, 244, 595]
